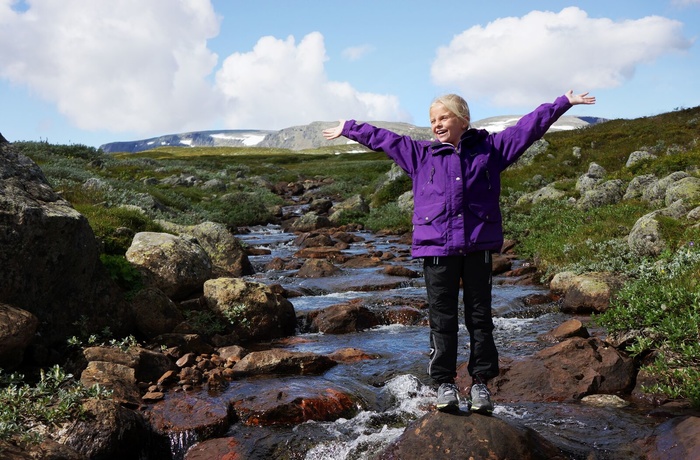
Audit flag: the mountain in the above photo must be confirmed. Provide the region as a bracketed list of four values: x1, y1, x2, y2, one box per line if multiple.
[99, 115, 604, 154]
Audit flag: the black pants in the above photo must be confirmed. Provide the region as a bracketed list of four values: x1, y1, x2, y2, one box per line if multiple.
[424, 251, 499, 385]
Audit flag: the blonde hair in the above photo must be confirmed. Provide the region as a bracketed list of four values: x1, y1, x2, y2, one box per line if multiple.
[430, 94, 471, 128]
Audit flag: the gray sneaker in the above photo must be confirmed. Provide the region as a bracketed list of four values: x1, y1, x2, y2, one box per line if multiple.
[436, 383, 459, 412]
[470, 383, 493, 414]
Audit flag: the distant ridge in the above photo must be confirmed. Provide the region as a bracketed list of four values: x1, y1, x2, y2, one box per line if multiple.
[100, 115, 605, 154]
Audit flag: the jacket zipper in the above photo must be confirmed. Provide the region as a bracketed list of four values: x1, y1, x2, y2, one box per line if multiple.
[421, 167, 435, 195]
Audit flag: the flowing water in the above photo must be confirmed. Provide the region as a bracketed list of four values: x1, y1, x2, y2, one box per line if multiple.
[169, 224, 666, 459]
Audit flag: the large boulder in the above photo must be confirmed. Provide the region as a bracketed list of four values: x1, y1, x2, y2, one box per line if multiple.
[575, 162, 606, 195]
[379, 410, 568, 460]
[623, 174, 657, 201]
[576, 179, 625, 210]
[665, 176, 700, 207]
[125, 232, 213, 300]
[0, 137, 132, 351]
[0, 303, 38, 368]
[642, 171, 689, 206]
[484, 337, 635, 402]
[57, 399, 153, 460]
[203, 278, 296, 341]
[159, 221, 254, 277]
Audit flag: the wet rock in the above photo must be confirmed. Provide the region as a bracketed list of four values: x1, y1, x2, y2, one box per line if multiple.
[231, 349, 336, 376]
[0, 303, 38, 368]
[538, 319, 590, 343]
[297, 258, 341, 278]
[308, 303, 380, 334]
[294, 246, 347, 262]
[327, 347, 380, 363]
[380, 265, 420, 278]
[378, 410, 568, 460]
[342, 254, 383, 268]
[126, 232, 213, 300]
[380, 306, 425, 326]
[203, 278, 296, 341]
[184, 436, 246, 460]
[484, 337, 635, 402]
[294, 232, 334, 248]
[216, 344, 248, 363]
[644, 415, 700, 459]
[231, 386, 357, 426]
[145, 393, 232, 441]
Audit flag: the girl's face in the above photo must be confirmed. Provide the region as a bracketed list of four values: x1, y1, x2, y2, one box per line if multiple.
[429, 103, 469, 147]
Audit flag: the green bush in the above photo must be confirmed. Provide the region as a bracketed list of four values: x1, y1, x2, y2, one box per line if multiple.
[0, 365, 112, 443]
[76, 205, 163, 255]
[595, 245, 700, 406]
[364, 203, 412, 234]
[100, 254, 144, 298]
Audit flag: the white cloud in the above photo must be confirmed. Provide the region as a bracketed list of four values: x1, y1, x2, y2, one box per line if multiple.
[342, 44, 374, 61]
[0, 0, 224, 134]
[0, 1, 408, 135]
[214, 32, 408, 130]
[431, 7, 693, 108]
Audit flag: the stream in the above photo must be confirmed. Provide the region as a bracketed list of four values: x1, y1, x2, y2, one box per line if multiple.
[168, 223, 662, 460]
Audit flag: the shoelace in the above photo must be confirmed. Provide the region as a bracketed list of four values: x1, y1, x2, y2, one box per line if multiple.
[473, 384, 490, 399]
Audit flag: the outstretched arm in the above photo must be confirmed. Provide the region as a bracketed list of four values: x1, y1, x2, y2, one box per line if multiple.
[322, 120, 346, 140]
[566, 90, 596, 106]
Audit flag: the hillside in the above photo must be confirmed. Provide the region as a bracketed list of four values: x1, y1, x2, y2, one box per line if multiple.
[99, 115, 602, 154]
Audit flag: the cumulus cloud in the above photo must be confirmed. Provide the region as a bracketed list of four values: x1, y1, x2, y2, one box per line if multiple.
[0, 0, 407, 135]
[0, 0, 223, 134]
[214, 32, 407, 130]
[431, 7, 693, 107]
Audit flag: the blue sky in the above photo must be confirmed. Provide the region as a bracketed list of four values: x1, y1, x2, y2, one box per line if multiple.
[1, 0, 698, 148]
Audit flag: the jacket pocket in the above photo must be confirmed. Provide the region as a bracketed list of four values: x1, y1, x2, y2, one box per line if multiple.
[467, 202, 501, 223]
[412, 202, 447, 247]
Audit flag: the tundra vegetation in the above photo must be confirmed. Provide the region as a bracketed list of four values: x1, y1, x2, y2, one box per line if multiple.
[2, 105, 700, 442]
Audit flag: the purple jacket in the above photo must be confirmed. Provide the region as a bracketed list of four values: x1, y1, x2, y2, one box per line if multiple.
[341, 95, 572, 258]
